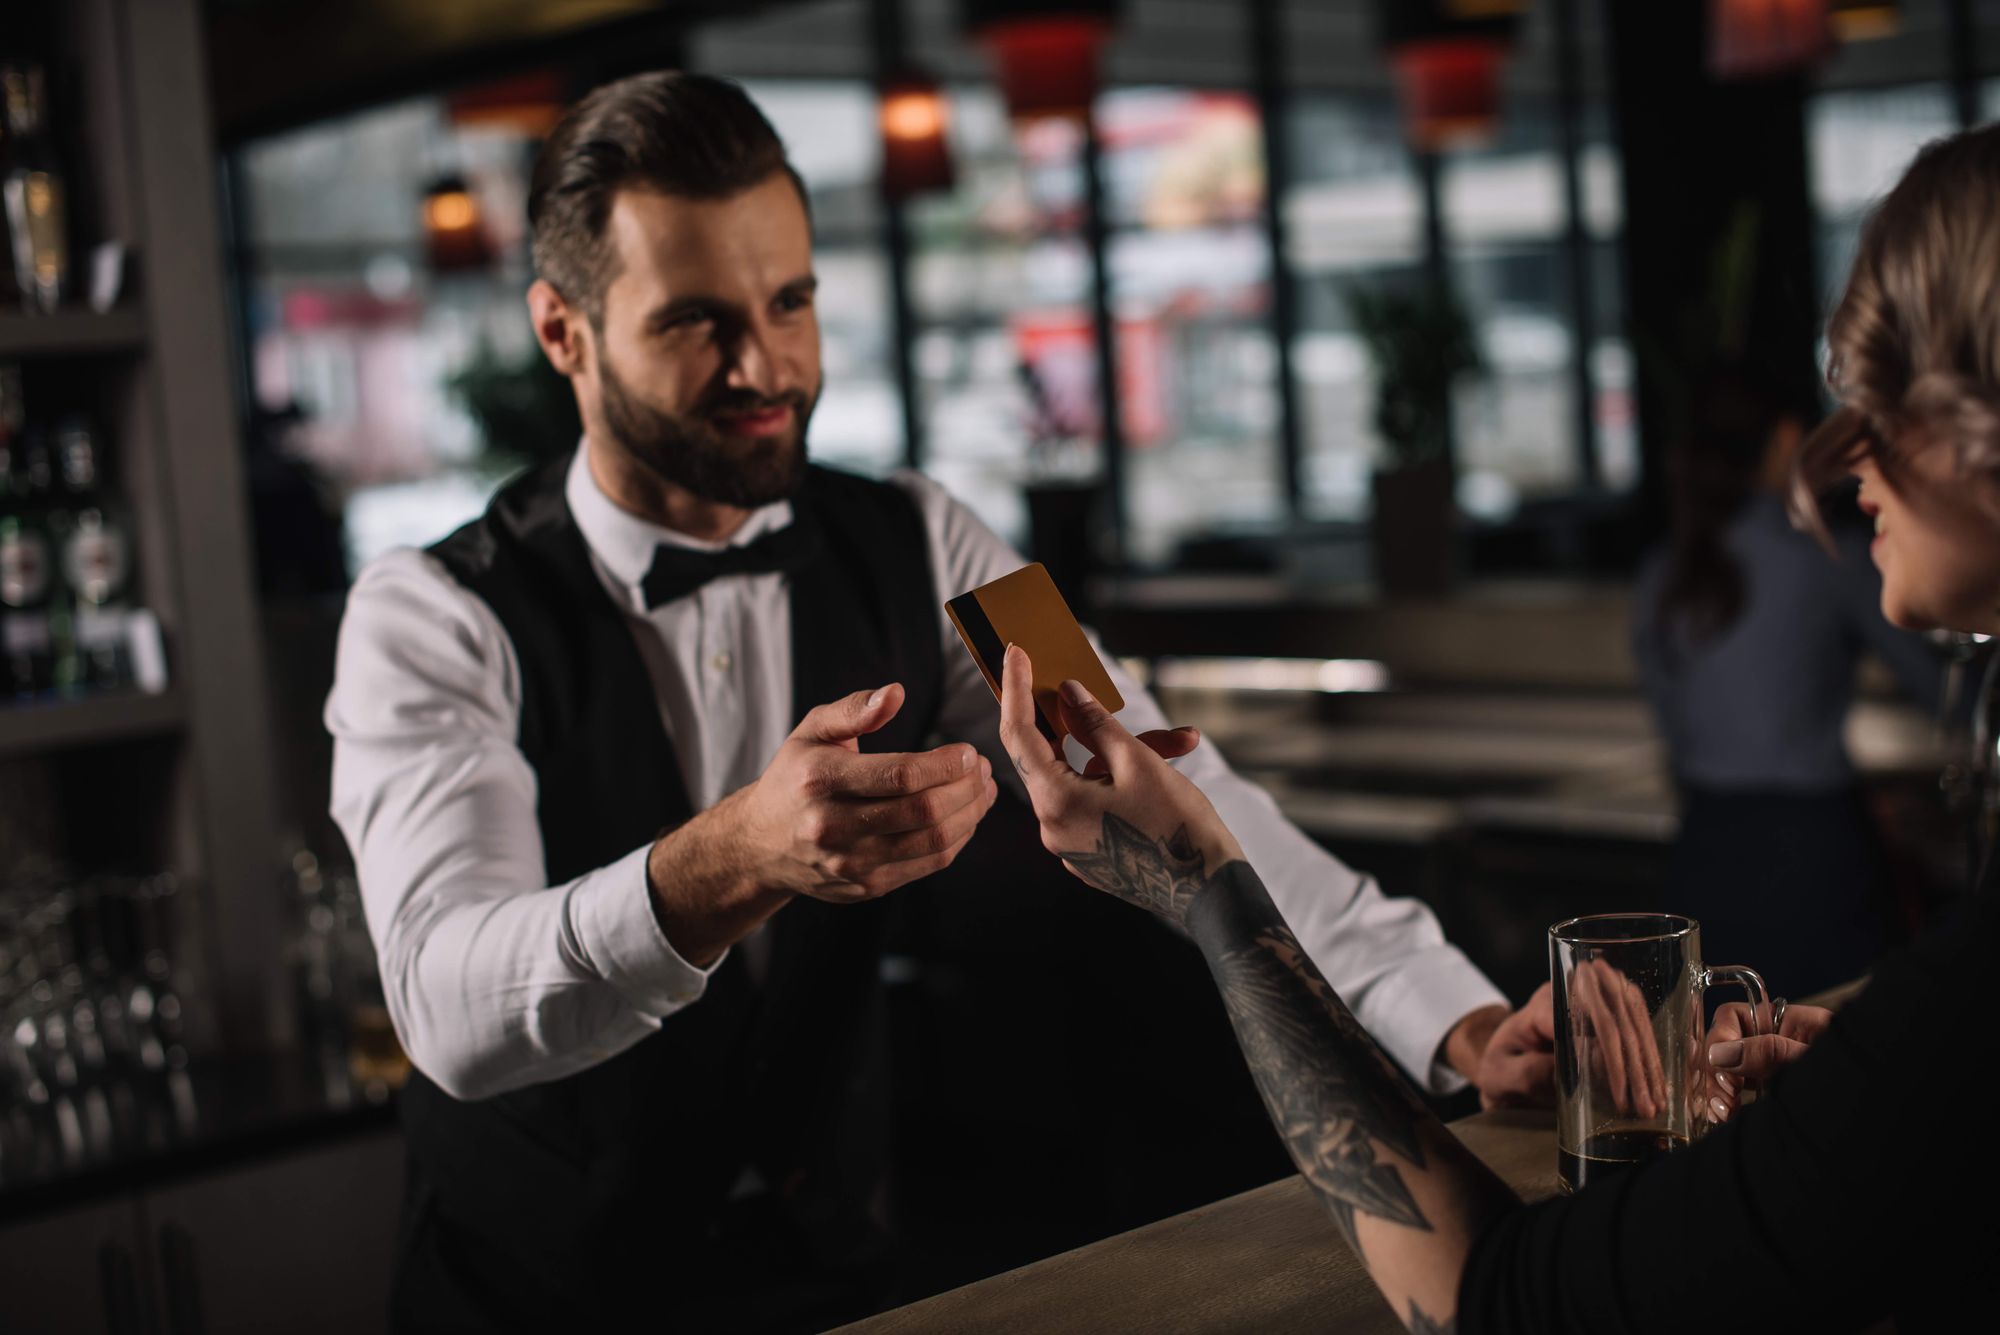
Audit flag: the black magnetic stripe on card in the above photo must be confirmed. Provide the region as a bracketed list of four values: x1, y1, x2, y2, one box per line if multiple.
[947, 590, 1007, 687]
[948, 589, 1056, 743]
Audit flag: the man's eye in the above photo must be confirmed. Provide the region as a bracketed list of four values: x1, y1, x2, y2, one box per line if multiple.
[660, 310, 713, 332]
[777, 290, 812, 313]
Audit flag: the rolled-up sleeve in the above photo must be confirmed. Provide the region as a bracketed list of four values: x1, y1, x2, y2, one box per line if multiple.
[327, 549, 719, 1101]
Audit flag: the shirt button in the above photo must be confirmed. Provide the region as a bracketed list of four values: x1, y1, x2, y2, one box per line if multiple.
[712, 653, 732, 672]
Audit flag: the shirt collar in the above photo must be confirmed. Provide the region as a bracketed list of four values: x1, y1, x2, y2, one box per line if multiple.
[563, 441, 796, 603]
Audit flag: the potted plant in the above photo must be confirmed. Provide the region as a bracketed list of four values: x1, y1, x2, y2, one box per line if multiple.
[446, 337, 583, 476]
[1346, 279, 1482, 598]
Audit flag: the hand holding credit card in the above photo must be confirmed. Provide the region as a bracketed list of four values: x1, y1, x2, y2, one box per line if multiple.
[945, 562, 1124, 742]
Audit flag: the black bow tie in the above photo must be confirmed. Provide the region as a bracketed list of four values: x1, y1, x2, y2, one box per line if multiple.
[639, 512, 822, 609]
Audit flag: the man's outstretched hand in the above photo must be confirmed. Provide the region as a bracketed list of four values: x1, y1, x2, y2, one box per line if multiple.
[1471, 984, 1556, 1109]
[649, 682, 998, 964]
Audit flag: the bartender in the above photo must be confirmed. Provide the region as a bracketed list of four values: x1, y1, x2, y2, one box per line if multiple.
[326, 71, 1545, 1332]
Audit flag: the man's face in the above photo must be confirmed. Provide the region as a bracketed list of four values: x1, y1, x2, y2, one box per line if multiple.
[588, 172, 821, 508]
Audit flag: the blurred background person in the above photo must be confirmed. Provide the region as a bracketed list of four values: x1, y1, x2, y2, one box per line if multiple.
[1632, 363, 1952, 1001]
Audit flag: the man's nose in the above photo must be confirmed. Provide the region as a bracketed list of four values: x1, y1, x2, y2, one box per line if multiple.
[723, 323, 783, 398]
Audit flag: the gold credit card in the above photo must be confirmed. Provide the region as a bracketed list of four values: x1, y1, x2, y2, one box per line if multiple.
[945, 562, 1123, 742]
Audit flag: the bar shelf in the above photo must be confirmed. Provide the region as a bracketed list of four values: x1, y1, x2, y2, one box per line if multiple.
[0, 688, 184, 760]
[0, 308, 147, 359]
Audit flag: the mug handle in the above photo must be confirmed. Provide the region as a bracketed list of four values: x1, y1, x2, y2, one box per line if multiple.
[1700, 964, 1771, 1041]
[1700, 964, 1771, 1111]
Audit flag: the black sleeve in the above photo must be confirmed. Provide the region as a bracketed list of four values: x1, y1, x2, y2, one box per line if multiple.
[1458, 890, 1996, 1334]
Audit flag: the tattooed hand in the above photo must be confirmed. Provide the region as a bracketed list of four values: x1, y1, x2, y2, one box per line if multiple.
[997, 644, 1242, 927]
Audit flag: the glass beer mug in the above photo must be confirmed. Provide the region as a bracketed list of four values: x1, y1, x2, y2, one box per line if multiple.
[1549, 914, 1769, 1194]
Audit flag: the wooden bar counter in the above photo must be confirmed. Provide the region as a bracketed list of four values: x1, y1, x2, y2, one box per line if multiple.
[840, 978, 1870, 1335]
[836, 1107, 1556, 1335]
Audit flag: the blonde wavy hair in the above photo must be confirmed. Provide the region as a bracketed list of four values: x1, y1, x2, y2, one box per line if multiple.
[1794, 123, 2000, 531]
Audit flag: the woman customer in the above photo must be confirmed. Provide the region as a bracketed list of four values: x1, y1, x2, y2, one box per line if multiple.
[997, 123, 2000, 1332]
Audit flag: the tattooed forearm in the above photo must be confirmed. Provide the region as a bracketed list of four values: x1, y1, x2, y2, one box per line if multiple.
[1056, 815, 1439, 1248]
[1195, 868, 1438, 1250]
[1056, 814, 1513, 1331]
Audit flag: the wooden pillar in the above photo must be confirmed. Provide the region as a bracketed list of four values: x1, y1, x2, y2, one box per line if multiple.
[1604, 2, 1822, 537]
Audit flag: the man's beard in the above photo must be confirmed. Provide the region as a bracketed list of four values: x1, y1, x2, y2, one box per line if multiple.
[598, 352, 815, 509]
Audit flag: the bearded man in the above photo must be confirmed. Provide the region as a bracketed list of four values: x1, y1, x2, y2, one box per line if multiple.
[326, 71, 1546, 1333]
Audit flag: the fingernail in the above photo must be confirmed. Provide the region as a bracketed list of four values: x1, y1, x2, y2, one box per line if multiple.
[1708, 1040, 1743, 1070]
[1060, 679, 1090, 706]
[981, 755, 993, 777]
[1709, 1097, 1730, 1123]
[867, 687, 888, 709]
[1005, 642, 1020, 665]
[962, 747, 976, 772]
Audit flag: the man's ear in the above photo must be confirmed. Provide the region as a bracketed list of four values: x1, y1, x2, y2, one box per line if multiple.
[528, 278, 589, 378]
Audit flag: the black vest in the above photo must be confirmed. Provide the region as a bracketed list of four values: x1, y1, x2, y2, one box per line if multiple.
[397, 459, 941, 1329]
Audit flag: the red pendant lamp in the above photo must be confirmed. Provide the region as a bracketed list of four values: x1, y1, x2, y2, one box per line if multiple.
[1828, 0, 1899, 41]
[1709, 0, 1832, 80]
[423, 174, 490, 272]
[879, 70, 956, 199]
[446, 71, 566, 140]
[965, 0, 1119, 125]
[1376, 1, 1524, 151]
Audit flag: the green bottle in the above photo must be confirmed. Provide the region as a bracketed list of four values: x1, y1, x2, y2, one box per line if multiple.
[55, 417, 129, 689]
[0, 506, 51, 697]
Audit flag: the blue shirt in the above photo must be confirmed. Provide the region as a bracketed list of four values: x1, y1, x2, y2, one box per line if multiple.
[1632, 494, 1948, 792]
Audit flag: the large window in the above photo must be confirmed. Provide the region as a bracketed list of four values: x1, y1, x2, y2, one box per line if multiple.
[1438, 0, 1630, 515]
[1809, 84, 1956, 303]
[907, 85, 1285, 566]
[1283, 94, 1422, 521]
[1440, 101, 1580, 514]
[909, 91, 1097, 547]
[1808, 0, 1975, 305]
[236, 97, 541, 571]
[1280, 0, 1628, 526]
[233, 0, 1648, 581]
[1102, 88, 1279, 565]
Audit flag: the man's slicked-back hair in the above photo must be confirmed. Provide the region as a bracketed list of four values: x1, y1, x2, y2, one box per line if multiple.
[528, 71, 807, 320]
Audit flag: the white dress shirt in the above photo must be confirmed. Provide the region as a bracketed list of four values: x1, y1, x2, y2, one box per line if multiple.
[326, 447, 1504, 1102]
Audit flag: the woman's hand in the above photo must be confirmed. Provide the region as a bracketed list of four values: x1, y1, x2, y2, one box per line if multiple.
[1701, 1001, 1833, 1124]
[998, 644, 1244, 928]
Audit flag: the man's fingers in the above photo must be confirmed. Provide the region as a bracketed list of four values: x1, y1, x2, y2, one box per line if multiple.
[850, 824, 983, 899]
[842, 761, 993, 835]
[1054, 678, 1138, 770]
[1523, 981, 1556, 1044]
[1483, 1051, 1555, 1106]
[999, 645, 1066, 791]
[859, 776, 997, 865]
[793, 683, 903, 747]
[825, 743, 981, 799]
